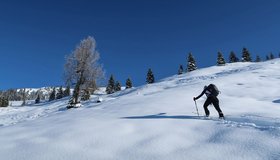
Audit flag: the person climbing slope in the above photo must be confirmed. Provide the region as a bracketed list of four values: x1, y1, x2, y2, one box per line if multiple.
[193, 84, 224, 118]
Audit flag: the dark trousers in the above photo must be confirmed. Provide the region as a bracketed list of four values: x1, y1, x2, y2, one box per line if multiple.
[203, 96, 223, 117]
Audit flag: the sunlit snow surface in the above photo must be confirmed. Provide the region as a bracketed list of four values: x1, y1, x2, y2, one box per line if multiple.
[0, 60, 280, 160]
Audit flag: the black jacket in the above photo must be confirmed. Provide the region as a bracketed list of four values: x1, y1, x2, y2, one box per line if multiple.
[195, 86, 215, 100]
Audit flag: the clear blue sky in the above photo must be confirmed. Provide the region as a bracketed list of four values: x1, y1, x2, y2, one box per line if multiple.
[1, 0, 280, 90]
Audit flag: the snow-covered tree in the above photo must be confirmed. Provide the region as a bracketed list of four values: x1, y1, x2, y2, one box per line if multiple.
[241, 48, 252, 62]
[178, 65, 184, 75]
[217, 51, 226, 66]
[67, 96, 75, 109]
[125, 78, 132, 89]
[146, 68, 155, 84]
[106, 75, 115, 94]
[56, 86, 64, 99]
[229, 51, 239, 63]
[187, 53, 197, 72]
[115, 81, 121, 92]
[64, 36, 104, 105]
[49, 87, 56, 101]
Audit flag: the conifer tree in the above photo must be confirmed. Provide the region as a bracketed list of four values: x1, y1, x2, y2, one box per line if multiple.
[278, 53, 280, 58]
[67, 96, 75, 109]
[266, 55, 270, 61]
[241, 48, 252, 62]
[0, 96, 9, 107]
[21, 88, 26, 106]
[115, 81, 121, 92]
[56, 86, 64, 99]
[187, 53, 197, 72]
[255, 55, 261, 62]
[81, 90, 90, 101]
[178, 65, 184, 75]
[229, 51, 239, 63]
[106, 75, 115, 94]
[35, 94, 40, 104]
[270, 52, 274, 60]
[63, 85, 71, 97]
[217, 51, 226, 66]
[146, 68, 155, 84]
[49, 87, 56, 101]
[125, 78, 133, 89]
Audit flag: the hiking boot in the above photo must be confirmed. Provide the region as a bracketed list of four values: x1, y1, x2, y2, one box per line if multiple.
[219, 113, 224, 118]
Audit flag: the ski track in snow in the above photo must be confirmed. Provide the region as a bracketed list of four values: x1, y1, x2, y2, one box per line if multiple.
[123, 113, 280, 137]
[220, 115, 280, 136]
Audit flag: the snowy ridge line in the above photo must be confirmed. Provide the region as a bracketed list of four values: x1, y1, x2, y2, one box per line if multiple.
[173, 63, 262, 86]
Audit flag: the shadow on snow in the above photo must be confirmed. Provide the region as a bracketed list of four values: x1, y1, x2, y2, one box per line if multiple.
[122, 113, 280, 136]
[272, 99, 280, 103]
[122, 113, 201, 120]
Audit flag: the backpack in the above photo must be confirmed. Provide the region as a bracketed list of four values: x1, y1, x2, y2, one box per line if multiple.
[207, 84, 220, 97]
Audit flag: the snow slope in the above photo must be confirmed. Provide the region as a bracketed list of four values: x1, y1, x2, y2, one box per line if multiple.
[0, 59, 280, 160]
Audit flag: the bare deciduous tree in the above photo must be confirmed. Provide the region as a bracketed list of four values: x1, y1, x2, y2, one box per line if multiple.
[64, 36, 104, 106]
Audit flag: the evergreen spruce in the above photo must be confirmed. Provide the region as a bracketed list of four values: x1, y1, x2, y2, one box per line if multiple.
[146, 68, 155, 84]
[21, 88, 26, 106]
[229, 51, 239, 63]
[217, 51, 226, 66]
[115, 81, 121, 92]
[49, 87, 56, 101]
[266, 55, 270, 61]
[187, 53, 197, 72]
[35, 94, 40, 104]
[241, 48, 252, 62]
[106, 75, 115, 94]
[278, 53, 280, 58]
[255, 55, 261, 62]
[63, 85, 71, 97]
[56, 86, 64, 99]
[67, 96, 75, 109]
[125, 78, 133, 89]
[270, 53, 274, 60]
[178, 65, 184, 75]
[81, 90, 90, 101]
[0, 96, 9, 107]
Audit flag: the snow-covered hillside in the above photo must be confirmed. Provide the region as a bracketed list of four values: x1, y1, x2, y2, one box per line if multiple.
[0, 59, 280, 160]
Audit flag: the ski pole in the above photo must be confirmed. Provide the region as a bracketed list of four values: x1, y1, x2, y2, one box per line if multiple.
[194, 100, 200, 117]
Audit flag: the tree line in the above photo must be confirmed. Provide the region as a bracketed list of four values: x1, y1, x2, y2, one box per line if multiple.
[177, 48, 280, 75]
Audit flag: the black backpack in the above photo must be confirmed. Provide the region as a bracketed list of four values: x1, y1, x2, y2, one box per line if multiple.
[207, 84, 220, 97]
